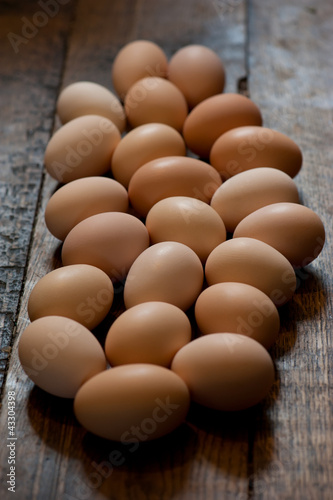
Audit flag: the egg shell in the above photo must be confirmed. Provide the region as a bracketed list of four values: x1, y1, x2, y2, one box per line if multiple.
[74, 364, 190, 441]
[111, 40, 168, 99]
[56, 81, 126, 133]
[105, 302, 192, 367]
[167, 44, 225, 108]
[28, 264, 114, 330]
[45, 176, 129, 241]
[183, 93, 262, 158]
[233, 202, 326, 267]
[124, 241, 204, 311]
[205, 238, 297, 306]
[128, 156, 222, 217]
[146, 196, 226, 262]
[210, 167, 299, 233]
[210, 125, 302, 179]
[194, 282, 280, 349]
[44, 115, 121, 183]
[125, 77, 188, 132]
[18, 316, 107, 398]
[61, 212, 150, 282]
[171, 333, 275, 411]
[111, 123, 186, 188]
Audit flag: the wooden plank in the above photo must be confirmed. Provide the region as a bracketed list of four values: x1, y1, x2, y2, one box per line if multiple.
[0, 0, 77, 391]
[247, 1, 333, 498]
[0, 1, 252, 500]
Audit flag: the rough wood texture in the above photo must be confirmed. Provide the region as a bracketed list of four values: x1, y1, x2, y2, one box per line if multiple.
[0, 0, 332, 499]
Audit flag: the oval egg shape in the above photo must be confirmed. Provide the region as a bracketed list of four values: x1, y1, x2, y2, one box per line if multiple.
[171, 333, 275, 411]
[18, 316, 107, 398]
[124, 241, 204, 311]
[56, 81, 126, 133]
[210, 167, 299, 232]
[210, 125, 303, 179]
[125, 77, 188, 132]
[168, 44, 225, 108]
[74, 364, 190, 441]
[183, 93, 262, 158]
[195, 282, 280, 349]
[45, 176, 129, 241]
[128, 156, 222, 217]
[205, 238, 297, 306]
[61, 212, 150, 282]
[44, 115, 121, 183]
[111, 123, 186, 188]
[146, 196, 226, 262]
[233, 202, 326, 267]
[105, 302, 192, 367]
[28, 264, 114, 330]
[111, 40, 168, 99]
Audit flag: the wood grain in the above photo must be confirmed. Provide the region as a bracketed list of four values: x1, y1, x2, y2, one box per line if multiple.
[248, 1, 333, 498]
[0, 0, 332, 499]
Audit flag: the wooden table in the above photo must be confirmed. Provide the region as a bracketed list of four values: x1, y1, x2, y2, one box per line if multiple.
[0, 1, 332, 499]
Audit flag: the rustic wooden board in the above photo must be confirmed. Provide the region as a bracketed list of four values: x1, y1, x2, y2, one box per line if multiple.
[0, 0, 332, 499]
[248, 1, 333, 498]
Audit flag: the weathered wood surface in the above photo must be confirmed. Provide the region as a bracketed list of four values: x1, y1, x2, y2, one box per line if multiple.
[0, 0, 332, 499]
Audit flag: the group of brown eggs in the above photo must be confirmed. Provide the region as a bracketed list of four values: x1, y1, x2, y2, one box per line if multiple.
[18, 40, 325, 442]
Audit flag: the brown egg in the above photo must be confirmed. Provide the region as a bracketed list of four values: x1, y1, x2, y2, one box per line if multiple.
[233, 202, 326, 267]
[205, 238, 297, 306]
[28, 264, 114, 330]
[61, 212, 150, 282]
[124, 241, 204, 311]
[105, 302, 191, 367]
[210, 167, 299, 232]
[146, 196, 226, 262]
[111, 123, 186, 188]
[44, 115, 121, 183]
[45, 176, 129, 241]
[125, 77, 188, 132]
[128, 156, 222, 217]
[171, 333, 275, 411]
[74, 364, 190, 441]
[168, 44, 225, 108]
[56, 81, 126, 133]
[183, 93, 262, 158]
[18, 316, 107, 398]
[210, 126, 302, 179]
[194, 282, 280, 349]
[111, 40, 168, 99]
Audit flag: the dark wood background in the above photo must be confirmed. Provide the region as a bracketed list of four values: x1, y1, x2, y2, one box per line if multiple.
[0, 0, 332, 499]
